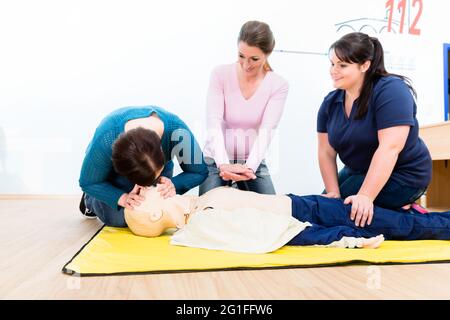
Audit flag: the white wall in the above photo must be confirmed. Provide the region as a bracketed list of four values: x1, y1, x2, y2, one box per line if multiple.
[0, 0, 449, 195]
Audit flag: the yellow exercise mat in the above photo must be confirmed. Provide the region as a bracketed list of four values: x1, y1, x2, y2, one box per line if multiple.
[63, 226, 450, 276]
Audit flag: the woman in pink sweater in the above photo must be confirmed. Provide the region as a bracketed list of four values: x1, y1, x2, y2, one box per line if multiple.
[200, 21, 289, 195]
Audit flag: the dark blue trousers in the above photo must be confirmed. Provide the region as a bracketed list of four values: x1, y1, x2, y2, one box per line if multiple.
[287, 194, 450, 246]
[337, 166, 426, 209]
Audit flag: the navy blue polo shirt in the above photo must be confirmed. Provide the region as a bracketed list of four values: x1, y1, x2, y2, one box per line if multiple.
[317, 76, 432, 189]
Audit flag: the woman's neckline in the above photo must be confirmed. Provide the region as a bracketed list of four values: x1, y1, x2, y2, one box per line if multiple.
[234, 63, 271, 102]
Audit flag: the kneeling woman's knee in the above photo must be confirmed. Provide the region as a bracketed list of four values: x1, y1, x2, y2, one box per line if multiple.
[87, 197, 127, 228]
[100, 215, 128, 228]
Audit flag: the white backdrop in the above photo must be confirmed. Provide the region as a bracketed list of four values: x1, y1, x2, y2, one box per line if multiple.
[0, 0, 448, 195]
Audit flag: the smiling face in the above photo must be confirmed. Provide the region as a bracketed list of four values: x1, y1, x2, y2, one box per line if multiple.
[238, 41, 268, 77]
[124, 186, 189, 237]
[329, 49, 371, 92]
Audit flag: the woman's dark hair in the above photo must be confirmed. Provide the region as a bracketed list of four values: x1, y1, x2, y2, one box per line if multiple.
[238, 20, 275, 71]
[112, 127, 165, 187]
[330, 32, 416, 119]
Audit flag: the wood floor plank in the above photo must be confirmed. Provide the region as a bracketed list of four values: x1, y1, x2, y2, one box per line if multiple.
[1, 198, 450, 299]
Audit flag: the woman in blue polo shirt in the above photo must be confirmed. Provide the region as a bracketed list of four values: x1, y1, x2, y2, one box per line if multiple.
[317, 32, 432, 228]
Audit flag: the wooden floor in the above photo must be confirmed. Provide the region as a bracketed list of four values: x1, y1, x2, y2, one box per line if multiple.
[1, 197, 450, 300]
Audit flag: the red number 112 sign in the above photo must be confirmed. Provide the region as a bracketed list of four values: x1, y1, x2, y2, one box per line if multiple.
[386, 0, 423, 35]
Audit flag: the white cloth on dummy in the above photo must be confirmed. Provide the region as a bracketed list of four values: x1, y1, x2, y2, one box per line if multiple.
[170, 207, 312, 254]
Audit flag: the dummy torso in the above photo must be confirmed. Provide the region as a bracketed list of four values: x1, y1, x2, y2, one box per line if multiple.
[191, 187, 292, 217]
[124, 186, 292, 237]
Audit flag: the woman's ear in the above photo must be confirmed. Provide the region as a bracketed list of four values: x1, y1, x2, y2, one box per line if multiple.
[361, 60, 371, 73]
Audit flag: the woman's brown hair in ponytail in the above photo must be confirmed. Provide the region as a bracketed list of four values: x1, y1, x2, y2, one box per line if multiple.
[330, 32, 416, 119]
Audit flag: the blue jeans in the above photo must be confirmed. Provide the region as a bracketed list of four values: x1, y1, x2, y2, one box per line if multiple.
[84, 163, 174, 227]
[333, 167, 426, 209]
[287, 194, 450, 246]
[199, 157, 276, 195]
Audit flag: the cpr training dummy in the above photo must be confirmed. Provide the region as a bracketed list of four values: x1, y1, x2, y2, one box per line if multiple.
[124, 186, 450, 254]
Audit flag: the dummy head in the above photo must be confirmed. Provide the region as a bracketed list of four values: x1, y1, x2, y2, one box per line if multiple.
[124, 186, 188, 237]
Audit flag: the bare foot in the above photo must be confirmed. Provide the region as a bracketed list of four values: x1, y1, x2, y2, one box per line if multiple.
[362, 235, 385, 249]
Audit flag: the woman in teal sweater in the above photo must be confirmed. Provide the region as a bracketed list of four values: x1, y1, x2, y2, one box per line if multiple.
[78, 106, 208, 227]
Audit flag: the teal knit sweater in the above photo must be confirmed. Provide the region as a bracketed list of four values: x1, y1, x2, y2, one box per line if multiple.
[79, 106, 207, 209]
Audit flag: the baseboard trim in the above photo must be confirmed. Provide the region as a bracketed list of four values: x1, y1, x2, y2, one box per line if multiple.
[0, 194, 80, 200]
